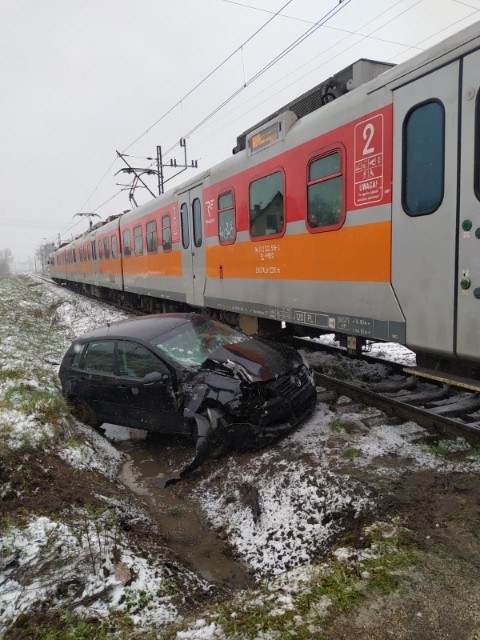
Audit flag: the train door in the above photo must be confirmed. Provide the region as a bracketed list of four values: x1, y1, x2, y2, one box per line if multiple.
[178, 183, 206, 307]
[457, 52, 480, 362]
[392, 62, 459, 356]
[90, 234, 99, 287]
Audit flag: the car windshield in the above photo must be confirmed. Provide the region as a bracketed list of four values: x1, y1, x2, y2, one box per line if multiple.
[151, 317, 247, 371]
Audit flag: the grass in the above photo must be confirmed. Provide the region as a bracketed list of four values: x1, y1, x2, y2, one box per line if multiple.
[422, 437, 472, 459]
[207, 521, 418, 640]
[329, 417, 351, 432]
[2, 385, 69, 426]
[167, 506, 187, 518]
[9, 610, 158, 640]
[0, 276, 74, 453]
[340, 446, 363, 459]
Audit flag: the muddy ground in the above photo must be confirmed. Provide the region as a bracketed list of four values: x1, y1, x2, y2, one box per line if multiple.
[2, 277, 480, 639]
[5, 423, 480, 639]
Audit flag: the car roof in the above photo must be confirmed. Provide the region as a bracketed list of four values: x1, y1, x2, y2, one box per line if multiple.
[74, 313, 197, 342]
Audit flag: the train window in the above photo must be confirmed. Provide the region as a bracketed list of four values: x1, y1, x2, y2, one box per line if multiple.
[307, 152, 343, 230]
[249, 171, 284, 238]
[218, 191, 236, 244]
[403, 100, 445, 216]
[162, 215, 172, 252]
[98, 240, 103, 260]
[111, 235, 118, 258]
[133, 226, 143, 255]
[122, 229, 131, 256]
[91, 241, 96, 261]
[192, 198, 202, 247]
[181, 203, 190, 249]
[103, 237, 110, 259]
[88, 244, 92, 261]
[146, 221, 158, 253]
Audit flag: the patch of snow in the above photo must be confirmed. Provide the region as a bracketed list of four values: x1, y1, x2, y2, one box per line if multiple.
[0, 514, 181, 634]
[0, 408, 55, 450]
[196, 453, 371, 577]
[176, 621, 226, 639]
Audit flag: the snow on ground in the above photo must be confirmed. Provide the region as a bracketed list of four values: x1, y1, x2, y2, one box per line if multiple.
[195, 344, 480, 578]
[195, 450, 371, 576]
[0, 513, 180, 632]
[58, 425, 124, 480]
[48, 284, 129, 340]
[2, 275, 480, 638]
[312, 333, 416, 367]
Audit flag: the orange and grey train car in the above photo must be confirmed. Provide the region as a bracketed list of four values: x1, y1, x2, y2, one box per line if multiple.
[51, 20, 480, 372]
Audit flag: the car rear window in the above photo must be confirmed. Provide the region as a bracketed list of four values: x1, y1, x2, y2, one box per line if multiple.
[152, 319, 246, 371]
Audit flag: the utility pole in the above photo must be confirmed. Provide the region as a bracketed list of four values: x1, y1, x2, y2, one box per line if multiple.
[116, 139, 198, 205]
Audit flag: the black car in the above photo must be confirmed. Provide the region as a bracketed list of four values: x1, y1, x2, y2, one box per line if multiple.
[59, 313, 317, 474]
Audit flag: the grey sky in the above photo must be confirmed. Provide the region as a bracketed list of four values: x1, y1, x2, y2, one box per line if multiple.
[1, 0, 479, 265]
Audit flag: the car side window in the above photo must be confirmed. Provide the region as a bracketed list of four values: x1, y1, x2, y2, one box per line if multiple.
[117, 341, 166, 378]
[146, 220, 158, 252]
[72, 344, 86, 368]
[82, 340, 115, 374]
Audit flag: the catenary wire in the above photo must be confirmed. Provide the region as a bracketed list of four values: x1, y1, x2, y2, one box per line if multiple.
[189, 0, 423, 153]
[72, 0, 295, 223]
[162, 0, 353, 157]
[121, 0, 295, 154]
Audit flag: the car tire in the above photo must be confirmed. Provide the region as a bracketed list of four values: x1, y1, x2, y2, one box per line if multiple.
[200, 408, 230, 459]
[70, 398, 101, 428]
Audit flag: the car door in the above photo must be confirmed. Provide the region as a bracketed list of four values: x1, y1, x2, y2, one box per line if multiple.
[114, 340, 182, 432]
[75, 339, 119, 420]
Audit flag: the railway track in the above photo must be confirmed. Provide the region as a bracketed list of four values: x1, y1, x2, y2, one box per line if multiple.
[299, 342, 480, 445]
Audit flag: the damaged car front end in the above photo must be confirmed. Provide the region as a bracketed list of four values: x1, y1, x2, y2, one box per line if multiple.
[192, 340, 317, 452]
[59, 313, 317, 485]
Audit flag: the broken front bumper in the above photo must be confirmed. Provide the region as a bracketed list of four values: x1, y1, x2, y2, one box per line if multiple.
[221, 376, 318, 451]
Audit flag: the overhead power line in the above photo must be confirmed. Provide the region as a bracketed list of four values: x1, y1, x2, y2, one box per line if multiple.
[121, 0, 295, 154]
[163, 0, 353, 156]
[190, 0, 423, 150]
[221, 0, 313, 23]
[73, 0, 295, 221]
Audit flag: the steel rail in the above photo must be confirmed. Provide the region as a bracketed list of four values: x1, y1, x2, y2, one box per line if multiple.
[313, 370, 480, 445]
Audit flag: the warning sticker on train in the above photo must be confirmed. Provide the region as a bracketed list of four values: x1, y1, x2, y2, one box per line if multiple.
[354, 114, 384, 206]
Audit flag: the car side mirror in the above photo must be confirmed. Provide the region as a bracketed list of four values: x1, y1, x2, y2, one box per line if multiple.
[142, 371, 170, 385]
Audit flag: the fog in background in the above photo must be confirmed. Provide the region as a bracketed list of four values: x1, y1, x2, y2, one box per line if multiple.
[1, 0, 479, 268]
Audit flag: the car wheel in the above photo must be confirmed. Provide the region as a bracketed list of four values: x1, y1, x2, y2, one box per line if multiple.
[200, 408, 230, 459]
[70, 398, 100, 428]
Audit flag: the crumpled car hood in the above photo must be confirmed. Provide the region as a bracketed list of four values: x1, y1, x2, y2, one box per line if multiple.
[201, 339, 301, 382]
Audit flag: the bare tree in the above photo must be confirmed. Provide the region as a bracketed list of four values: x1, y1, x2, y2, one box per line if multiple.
[0, 248, 13, 278]
[35, 242, 56, 275]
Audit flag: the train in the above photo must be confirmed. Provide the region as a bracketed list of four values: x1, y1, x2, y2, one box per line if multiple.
[50, 20, 480, 380]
